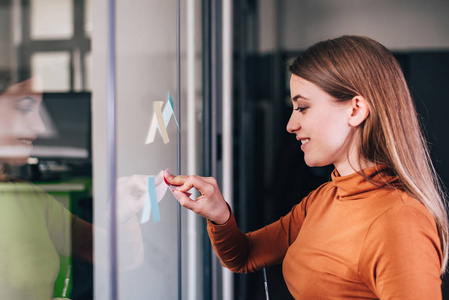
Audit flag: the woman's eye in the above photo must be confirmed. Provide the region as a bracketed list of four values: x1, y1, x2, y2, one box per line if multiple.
[14, 97, 36, 114]
[15, 103, 33, 113]
[294, 106, 308, 112]
[17, 107, 33, 113]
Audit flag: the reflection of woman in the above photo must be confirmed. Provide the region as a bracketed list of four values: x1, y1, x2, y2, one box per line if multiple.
[0, 78, 45, 168]
[0, 78, 71, 300]
[0, 78, 143, 299]
[166, 36, 448, 299]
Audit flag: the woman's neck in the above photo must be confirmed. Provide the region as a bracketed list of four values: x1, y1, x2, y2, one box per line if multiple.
[335, 158, 375, 176]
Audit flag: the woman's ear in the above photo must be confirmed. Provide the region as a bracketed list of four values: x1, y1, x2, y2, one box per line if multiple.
[348, 95, 370, 127]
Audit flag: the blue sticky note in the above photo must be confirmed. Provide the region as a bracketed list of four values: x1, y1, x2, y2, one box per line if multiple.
[148, 176, 160, 223]
[162, 93, 180, 131]
[140, 189, 151, 224]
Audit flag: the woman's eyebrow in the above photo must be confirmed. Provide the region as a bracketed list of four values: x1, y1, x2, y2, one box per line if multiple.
[292, 93, 310, 102]
[16, 96, 38, 103]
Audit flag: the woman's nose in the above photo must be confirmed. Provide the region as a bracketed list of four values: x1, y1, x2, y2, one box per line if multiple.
[31, 111, 46, 134]
[286, 112, 300, 134]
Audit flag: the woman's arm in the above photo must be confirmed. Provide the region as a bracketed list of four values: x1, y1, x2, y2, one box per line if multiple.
[165, 171, 306, 273]
[208, 205, 303, 273]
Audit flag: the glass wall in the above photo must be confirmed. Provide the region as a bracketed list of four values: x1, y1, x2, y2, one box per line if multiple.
[0, 0, 204, 299]
[92, 0, 204, 300]
[94, 0, 180, 299]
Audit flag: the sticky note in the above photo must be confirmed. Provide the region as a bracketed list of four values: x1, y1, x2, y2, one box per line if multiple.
[145, 92, 179, 144]
[163, 93, 180, 131]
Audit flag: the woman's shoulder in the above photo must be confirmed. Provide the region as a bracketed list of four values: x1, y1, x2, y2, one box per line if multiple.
[369, 189, 438, 236]
[382, 189, 435, 222]
[0, 179, 61, 208]
[0, 179, 43, 193]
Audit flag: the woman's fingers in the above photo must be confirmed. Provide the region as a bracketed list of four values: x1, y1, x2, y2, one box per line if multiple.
[164, 171, 188, 186]
[173, 190, 198, 212]
[164, 172, 213, 195]
[179, 175, 214, 194]
[173, 189, 229, 223]
[164, 171, 229, 224]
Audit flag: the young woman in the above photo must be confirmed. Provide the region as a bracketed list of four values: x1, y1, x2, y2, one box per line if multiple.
[165, 35, 448, 299]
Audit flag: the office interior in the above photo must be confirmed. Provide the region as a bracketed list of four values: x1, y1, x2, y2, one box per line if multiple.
[0, 0, 448, 299]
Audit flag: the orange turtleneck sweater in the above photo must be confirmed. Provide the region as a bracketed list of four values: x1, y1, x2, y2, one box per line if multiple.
[207, 166, 443, 299]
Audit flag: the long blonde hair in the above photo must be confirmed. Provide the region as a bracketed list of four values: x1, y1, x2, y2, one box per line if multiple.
[289, 35, 449, 274]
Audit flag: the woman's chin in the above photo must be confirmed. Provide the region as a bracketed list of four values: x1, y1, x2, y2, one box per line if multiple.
[303, 157, 328, 168]
[0, 146, 33, 166]
[1, 156, 30, 166]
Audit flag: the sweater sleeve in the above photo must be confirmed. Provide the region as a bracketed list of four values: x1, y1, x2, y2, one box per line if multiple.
[359, 204, 443, 300]
[207, 201, 307, 273]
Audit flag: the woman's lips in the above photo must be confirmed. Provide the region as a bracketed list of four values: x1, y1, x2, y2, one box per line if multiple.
[18, 138, 36, 145]
[299, 138, 310, 151]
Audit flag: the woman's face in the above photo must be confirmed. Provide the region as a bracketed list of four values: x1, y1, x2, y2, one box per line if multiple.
[0, 79, 45, 165]
[286, 75, 357, 174]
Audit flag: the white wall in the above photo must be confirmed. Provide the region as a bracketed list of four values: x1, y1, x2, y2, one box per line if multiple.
[259, 0, 449, 52]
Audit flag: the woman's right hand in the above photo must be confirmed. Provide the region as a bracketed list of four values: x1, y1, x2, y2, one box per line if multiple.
[164, 171, 231, 225]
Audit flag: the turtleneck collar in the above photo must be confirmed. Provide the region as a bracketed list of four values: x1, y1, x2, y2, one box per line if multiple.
[331, 165, 399, 200]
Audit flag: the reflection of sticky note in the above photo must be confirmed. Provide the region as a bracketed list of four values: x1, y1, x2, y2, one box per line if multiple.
[140, 190, 151, 224]
[140, 173, 168, 224]
[140, 176, 160, 224]
[145, 93, 179, 144]
[148, 176, 160, 223]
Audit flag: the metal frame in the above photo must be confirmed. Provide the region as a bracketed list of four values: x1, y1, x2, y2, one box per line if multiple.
[202, 0, 223, 299]
[106, 0, 117, 299]
[202, 0, 234, 299]
[176, 1, 182, 300]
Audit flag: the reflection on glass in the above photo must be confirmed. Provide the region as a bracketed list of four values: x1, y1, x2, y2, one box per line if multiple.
[0, 79, 45, 166]
[31, 52, 70, 92]
[30, 0, 73, 40]
[0, 78, 74, 299]
[0, 77, 146, 299]
[84, 0, 92, 38]
[84, 52, 92, 91]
